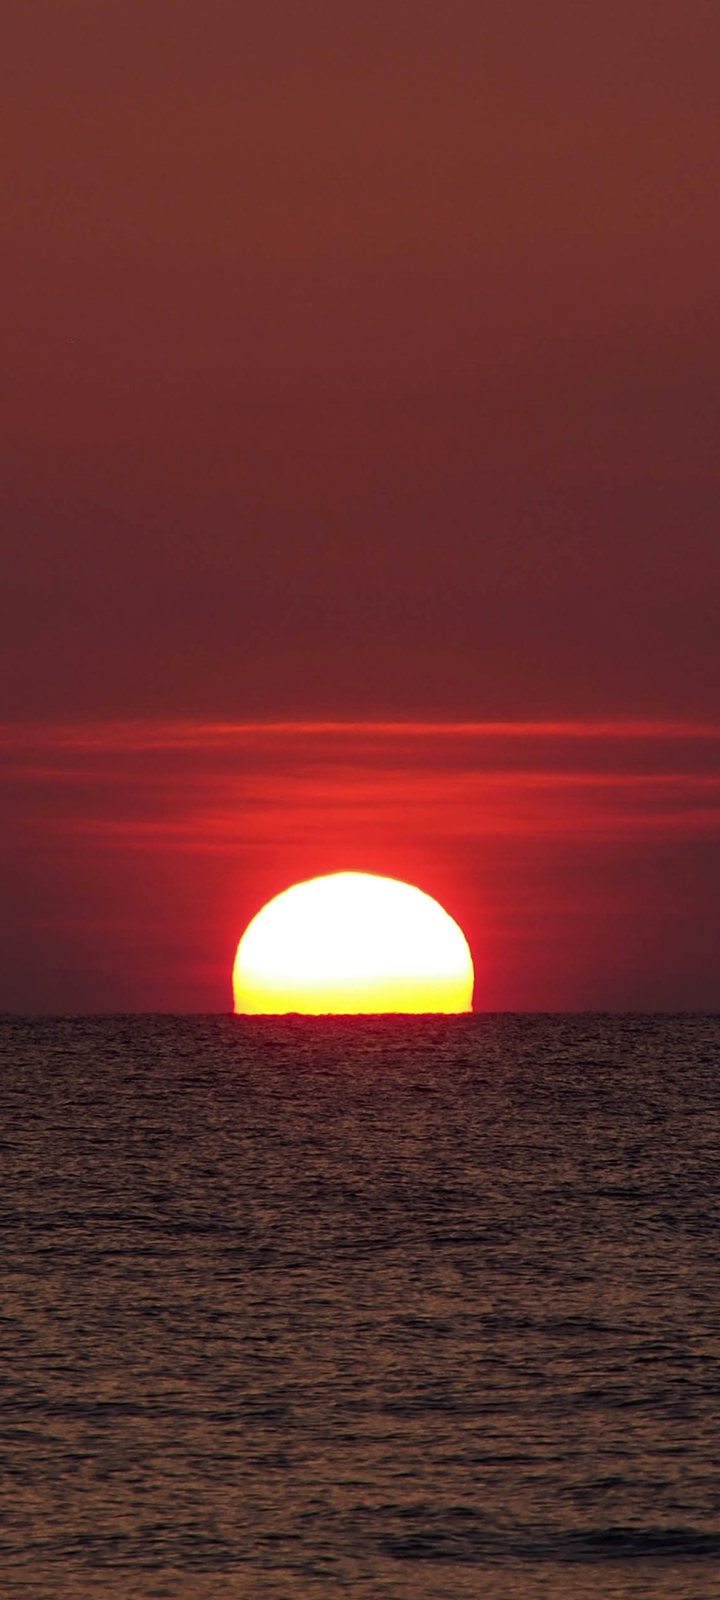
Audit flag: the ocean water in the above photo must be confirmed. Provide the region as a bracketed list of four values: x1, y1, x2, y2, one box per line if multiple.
[1, 1014, 719, 1600]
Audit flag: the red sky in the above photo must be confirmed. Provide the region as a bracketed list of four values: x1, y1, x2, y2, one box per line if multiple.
[2, 720, 719, 1012]
[2, 5, 719, 1007]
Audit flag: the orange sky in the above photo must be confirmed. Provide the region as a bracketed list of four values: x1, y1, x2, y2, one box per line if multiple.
[2, 720, 719, 1011]
[2, 6, 719, 1007]
[3, 1, 720, 722]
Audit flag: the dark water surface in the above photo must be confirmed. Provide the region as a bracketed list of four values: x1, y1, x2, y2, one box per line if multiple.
[1, 1014, 720, 1599]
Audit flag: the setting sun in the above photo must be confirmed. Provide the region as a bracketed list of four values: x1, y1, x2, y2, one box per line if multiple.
[233, 871, 474, 1014]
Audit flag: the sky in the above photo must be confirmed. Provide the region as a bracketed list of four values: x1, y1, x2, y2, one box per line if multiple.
[2, 720, 719, 1013]
[2, 4, 719, 1009]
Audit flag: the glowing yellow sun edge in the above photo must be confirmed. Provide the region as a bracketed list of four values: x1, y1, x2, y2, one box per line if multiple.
[233, 871, 474, 1014]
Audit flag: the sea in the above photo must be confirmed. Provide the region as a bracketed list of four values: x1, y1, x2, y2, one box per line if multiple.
[1, 1013, 719, 1599]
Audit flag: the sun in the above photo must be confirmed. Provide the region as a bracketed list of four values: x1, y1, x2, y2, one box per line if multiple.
[233, 871, 474, 1014]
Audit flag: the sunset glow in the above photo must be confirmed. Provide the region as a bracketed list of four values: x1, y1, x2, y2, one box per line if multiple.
[4, 719, 720, 1012]
[233, 871, 474, 1014]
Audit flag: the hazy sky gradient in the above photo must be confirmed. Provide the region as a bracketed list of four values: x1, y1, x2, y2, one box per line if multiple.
[3, 1, 719, 719]
[2, 6, 718, 1008]
[2, 719, 719, 1012]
